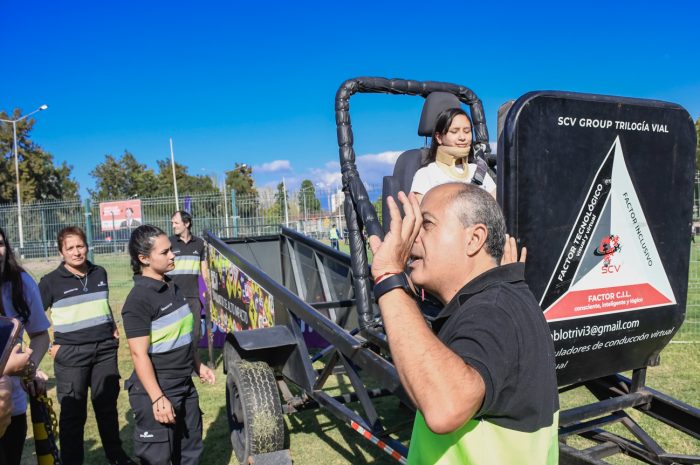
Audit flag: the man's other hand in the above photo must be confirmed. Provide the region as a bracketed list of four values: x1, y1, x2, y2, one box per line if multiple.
[501, 234, 527, 265]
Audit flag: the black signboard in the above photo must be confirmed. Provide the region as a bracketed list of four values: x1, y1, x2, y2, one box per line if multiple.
[499, 91, 696, 385]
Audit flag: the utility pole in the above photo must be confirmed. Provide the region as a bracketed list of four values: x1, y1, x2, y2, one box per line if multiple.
[282, 177, 289, 227]
[0, 104, 49, 250]
[170, 138, 179, 209]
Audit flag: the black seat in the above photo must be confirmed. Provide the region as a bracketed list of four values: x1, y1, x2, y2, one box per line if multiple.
[381, 92, 461, 231]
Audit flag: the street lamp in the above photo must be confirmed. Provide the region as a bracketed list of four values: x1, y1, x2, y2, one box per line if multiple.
[202, 167, 242, 235]
[0, 104, 49, 249]
[299, 185, 317, 233]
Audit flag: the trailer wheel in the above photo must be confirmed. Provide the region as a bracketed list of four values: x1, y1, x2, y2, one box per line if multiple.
[226, 360, 284, 464]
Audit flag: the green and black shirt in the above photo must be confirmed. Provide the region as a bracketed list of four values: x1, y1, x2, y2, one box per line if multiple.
[167, 234, 205, 299]
[407, 263, 559, 465]
[39, 262, 114, 345]
[122, 275, 194, 378]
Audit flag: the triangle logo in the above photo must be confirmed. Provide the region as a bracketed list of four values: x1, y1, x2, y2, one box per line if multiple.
[540, 136, 676, 322]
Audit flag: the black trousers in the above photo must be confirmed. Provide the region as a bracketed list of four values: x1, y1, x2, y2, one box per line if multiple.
[54, 338, 125, 464]
[0, 413, 27, 465]
[126, 374, 202, 465]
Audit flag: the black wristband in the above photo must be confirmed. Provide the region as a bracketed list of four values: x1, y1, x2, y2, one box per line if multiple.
[373, 272, 413, 303]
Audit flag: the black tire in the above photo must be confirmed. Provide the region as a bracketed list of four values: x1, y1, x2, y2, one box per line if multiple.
[224, 339, 241, 432]
[225, 359, 285, 464]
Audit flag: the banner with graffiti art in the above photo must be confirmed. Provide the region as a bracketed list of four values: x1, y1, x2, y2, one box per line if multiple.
[206, 243, 274, 332]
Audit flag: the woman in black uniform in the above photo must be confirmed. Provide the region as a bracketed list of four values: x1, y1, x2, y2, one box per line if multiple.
[122, 225, 215, 465]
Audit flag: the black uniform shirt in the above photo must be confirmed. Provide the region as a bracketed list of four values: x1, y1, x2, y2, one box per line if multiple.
[39, 261, 114, 345]
[167, 234, 205, 299]
[122, 275, 195, 378]
[432, 263, 559, 433]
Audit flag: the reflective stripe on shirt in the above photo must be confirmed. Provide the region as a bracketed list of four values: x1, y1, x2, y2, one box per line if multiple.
[149, 303, 194, 354]
[407, 411, 559, 465]
[51, 291, 112, 334]
[168, 256, 201, 276]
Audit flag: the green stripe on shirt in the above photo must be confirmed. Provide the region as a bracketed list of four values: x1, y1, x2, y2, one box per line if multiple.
[51, 295, 112, 328]
[407, 411, 559, 465]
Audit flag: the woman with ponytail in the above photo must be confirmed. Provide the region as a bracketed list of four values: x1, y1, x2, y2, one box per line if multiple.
[122, 225, 214, 465]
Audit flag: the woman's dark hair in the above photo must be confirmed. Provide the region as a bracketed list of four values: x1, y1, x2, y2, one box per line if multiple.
[425, 108, 473, 166]
[172, 210, 192, 231]
[128, 225, 167, 274]
[0, 227, 31, 323]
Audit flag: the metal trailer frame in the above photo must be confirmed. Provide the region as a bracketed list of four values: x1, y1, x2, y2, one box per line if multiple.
[558, 369, 700, 464]
[207, 228, 413, 463]
[207, 77, 700, 464]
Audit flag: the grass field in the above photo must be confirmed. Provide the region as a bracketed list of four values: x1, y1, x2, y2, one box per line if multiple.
[15, 242, 700, 465]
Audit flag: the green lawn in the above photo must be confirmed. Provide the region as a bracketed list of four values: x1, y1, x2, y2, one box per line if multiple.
[16, 242, 700, 464]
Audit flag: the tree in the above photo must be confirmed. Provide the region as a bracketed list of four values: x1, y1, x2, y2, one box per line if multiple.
[0, 109, 79, 202]
[373, 197, 383, 226]
[298, 179, 321, 215]
[225, 163, 257, 196]
[155, 159, 217, 195]
[274, 181, 290, 216]
[262, 181, 289, 225]
[89, 150, 158, 199]
[225, 163, 259, 218]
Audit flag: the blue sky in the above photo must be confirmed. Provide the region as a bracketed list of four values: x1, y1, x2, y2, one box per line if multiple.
[2, 1, 699, 197]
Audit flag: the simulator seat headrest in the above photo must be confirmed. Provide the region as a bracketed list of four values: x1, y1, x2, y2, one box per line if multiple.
[417, 92, 462, 137]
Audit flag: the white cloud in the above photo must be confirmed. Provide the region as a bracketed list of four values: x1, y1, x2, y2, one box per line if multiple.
[255, 159, 292, 173]
[309, 167, 342, 188]
[356, 150, 402, 177]
[358, 150, 403, 166]
[262, 143, 497, 194]
[311, 150, 402, 189]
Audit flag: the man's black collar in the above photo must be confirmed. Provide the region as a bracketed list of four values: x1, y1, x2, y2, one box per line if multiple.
[434, 263, 526, 324]
[133, 274, 172, 292]
[172, 233, 197, 244]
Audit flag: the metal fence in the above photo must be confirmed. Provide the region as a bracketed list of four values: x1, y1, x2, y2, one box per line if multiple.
[677, 241, 700, 342]
[3, 185, 380, 306]
[4, 181, 700, 341]
[0, 186, 376, 258]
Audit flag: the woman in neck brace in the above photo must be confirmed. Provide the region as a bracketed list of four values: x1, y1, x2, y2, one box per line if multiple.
[410, 108, 496, 204]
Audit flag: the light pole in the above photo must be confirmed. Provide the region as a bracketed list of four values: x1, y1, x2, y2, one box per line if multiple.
[169, 138, 179, 210]
[299, 185, 316, 234]
[222, 164, 248, 234]
[203, 167, 244, 235]
[1, 104, 49, 249]
[282, 177, 289, 227]
[298, 187, 308, 234]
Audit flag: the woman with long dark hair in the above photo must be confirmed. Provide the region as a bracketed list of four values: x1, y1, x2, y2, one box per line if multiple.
[409, 109, 524, 263]
[0, 227, 51, 464]
[410, 108, 496, 203]
[122, 225, 214, 465]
